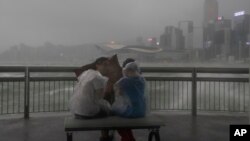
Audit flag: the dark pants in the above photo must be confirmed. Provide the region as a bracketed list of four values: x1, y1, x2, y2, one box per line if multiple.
[118, 130, 136, 141]
[74, 109, 112, 141]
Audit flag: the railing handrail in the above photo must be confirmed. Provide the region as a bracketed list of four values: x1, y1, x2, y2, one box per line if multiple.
[0, 66, 77, 72]
[141, 67, 194, 73]
[196, 67, 249, 74]
[1, 66, 249, 83]
[0, 66, 26, 72]
[0, 66, 249, 74]
[1, 77, 247, 82]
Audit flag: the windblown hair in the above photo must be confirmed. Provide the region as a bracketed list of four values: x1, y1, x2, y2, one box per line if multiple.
[74, 57, 108, 77]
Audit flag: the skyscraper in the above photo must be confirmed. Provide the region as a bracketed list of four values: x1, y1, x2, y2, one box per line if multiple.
[160, 26, 185, 50]
[203, 0, 219, 53]
[203, 0, 219, 27]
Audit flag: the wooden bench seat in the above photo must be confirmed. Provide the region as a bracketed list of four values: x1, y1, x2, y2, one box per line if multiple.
[64, 115, 165, 141]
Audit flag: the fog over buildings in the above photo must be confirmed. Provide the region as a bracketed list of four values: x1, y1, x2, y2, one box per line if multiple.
[1, 0, 250, 53]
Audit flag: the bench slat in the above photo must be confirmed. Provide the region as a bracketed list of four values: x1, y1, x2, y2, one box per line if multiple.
[64, 115, 165, 131]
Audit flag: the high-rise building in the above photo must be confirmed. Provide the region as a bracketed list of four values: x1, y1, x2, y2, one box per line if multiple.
[233, 13, 250, 58]
[203, 0, 219, 51]
[203, 0, 219, 27]
[215, 18, 232, 31]
[160, 26, 185, 50]
[214, 18, 232, 57]
[214, 18, 232, 44]
[233, 13, 250, 42]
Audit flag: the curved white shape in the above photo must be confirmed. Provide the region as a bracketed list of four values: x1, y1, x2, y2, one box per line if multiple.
[106, 44, 127, 50]
[127, 47, 163, 53]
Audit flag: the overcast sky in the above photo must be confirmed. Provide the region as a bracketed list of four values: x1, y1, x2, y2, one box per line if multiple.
[0, 0, 250, 51]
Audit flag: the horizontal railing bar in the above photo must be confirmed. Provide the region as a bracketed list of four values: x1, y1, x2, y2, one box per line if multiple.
[141, 67, 194, 73]
[0, 66, 26, 72]
[1, 66, 249, 74]
[1, 76, 247, 82]
[140, 67, 249, 74]
[145, 77, 192, 81]
[30, 77, 77, 81]
[196, 67, 249, 74]
[28, 66, 78, 72]
[0, 77, 25, 81]
[197, 77, 249, 82]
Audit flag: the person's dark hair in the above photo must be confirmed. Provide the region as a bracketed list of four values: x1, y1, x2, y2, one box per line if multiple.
[122, 58, 135, 68]
[74, 57, 109, 77]
[93, 57, 109, 69]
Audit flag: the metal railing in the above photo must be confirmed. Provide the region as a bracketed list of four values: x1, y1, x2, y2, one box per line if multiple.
[144, 67, 249, 116]
[0, 66, 249, 118]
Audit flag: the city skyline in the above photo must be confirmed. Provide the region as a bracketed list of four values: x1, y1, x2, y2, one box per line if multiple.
[1, 0, 250, 52]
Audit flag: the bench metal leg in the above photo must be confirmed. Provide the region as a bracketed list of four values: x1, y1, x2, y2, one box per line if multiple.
[148, 129, 160, 141]
[67, 132, 73, 141]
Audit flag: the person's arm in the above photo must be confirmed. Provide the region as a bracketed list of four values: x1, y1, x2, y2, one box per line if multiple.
[92, 75, 107, 99]
[114, 78, 126, 96]
[95, 88, 105, 99]
[114, 83, 123, 96]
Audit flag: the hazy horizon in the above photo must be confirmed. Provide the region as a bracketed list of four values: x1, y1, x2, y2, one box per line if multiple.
[1, 0, 250, 52]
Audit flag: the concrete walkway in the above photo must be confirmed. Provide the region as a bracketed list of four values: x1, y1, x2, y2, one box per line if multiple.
[0, 112, 248, 141]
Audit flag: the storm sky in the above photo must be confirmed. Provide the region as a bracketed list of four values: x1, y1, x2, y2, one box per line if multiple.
[0, 0, 250, 51]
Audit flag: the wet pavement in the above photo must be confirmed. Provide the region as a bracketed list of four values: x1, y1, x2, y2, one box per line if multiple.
[0, 112, 248, 141]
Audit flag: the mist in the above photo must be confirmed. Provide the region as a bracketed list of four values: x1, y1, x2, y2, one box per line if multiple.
[1, 0, 249, 51]
[0, 0, 250, 66]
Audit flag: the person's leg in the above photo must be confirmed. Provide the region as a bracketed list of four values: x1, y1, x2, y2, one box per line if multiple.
[97, 108, 113, 141]
[118, 129, 135, 141]
[74, 112, 112, 141]
[100, 130, 114, 141]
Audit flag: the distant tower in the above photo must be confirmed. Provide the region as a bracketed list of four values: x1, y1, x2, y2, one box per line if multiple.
[203, 0, 219, 51]
[203, 0, 219, 27]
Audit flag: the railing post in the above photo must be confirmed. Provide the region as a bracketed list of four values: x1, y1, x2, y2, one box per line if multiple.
[192, 68, 197, 117]
[249, 67, 250, 124]
[24, 66, 30, 119]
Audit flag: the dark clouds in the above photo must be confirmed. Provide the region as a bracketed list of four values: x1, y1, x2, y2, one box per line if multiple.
[0, 0, 250, 51]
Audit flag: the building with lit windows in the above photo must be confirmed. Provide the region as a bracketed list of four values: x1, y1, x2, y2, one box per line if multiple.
[233, 11, 250, 59]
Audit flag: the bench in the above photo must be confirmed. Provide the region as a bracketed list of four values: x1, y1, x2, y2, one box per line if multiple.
[64, 115, 165, 141]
